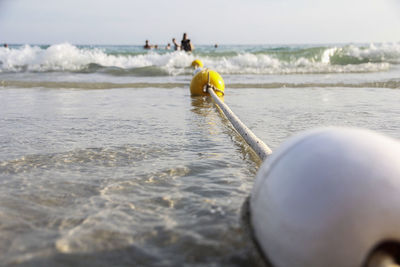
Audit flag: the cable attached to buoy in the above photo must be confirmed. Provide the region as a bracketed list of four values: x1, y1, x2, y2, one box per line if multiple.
[367, 253, 399, 267]
[205, 73, 272, 161]
[190, 60, 400, 267]
[366, 244, 400, 267]
[189, 59, 272, 160]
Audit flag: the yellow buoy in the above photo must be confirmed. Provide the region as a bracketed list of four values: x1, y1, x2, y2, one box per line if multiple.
[191, 59, 204, 69]
[190, 69, 225, 97]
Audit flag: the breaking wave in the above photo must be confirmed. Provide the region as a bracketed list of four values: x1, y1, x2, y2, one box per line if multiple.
[0, 42, 399, 75]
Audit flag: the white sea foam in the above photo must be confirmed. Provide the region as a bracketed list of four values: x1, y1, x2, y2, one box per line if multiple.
[0, 43, 399, 75]
[0, 43, 191, 73]
[344, 43, 400, 63]
[321, 47, 338, 64]
[204, 53, 390, 74]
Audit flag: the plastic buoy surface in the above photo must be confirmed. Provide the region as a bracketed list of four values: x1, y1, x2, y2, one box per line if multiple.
[250, 127, 400, 267]
[191, 59, 204, 69]
[190, 69, 225, 97]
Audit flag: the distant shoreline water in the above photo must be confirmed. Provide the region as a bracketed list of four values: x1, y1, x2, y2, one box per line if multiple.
[1, 43, 399, 75]
[1, 42, 399, 91]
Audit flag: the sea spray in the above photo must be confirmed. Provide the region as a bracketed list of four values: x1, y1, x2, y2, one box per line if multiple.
[0, 43, 399, 75]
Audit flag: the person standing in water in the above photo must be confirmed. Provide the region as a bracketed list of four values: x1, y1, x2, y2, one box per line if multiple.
[181, 33, 194, 52]
[144, 40, 152, 49]
[172, 38, 180, 51]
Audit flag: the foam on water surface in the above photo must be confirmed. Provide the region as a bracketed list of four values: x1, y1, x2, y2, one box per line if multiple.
[1, 43, 399, 75]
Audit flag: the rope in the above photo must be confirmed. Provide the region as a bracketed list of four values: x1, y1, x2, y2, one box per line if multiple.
[368, 256, 400, 267]
[204, 83, 224, 96]
[367, 250, 400, 267]
[206, 85, 272, 161]
[204, 72, 400, 267]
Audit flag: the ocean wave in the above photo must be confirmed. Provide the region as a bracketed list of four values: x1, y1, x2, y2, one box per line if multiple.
[330, 43, 400, 65]
[0, 43, 193, 75]
[0, 43, 399, 75]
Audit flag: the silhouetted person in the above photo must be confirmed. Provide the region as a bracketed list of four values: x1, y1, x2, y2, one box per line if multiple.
[144, 40, 152, 49]
[172, 38, 180, 51]
[181, 33, 194, 52]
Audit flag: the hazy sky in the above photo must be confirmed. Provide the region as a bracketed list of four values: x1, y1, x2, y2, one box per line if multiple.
[0, 0, 399, 45]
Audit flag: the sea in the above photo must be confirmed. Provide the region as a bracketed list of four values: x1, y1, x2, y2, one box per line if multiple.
[1, 43, 400, 266]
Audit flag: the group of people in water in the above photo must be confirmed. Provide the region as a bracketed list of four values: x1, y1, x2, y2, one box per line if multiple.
[144, 33, 194, 52]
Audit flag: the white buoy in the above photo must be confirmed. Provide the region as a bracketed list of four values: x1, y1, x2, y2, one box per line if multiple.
[250, 127, 400, 267]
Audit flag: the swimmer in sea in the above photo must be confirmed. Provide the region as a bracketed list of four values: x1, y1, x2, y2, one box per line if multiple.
[144, 40, 152, 50]
[172, 38, 180, 51]
[181, 33, 194, 52]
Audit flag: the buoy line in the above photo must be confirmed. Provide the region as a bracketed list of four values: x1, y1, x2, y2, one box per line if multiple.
[207, 84, 272, 161]
[190, 59, 400, 267]
[189, 60, 272, 161]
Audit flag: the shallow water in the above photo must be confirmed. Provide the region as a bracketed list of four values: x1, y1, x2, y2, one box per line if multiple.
[1, 85, 400, 266]
[0, 87, 261, 266]
[1, 43, 400, 266]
